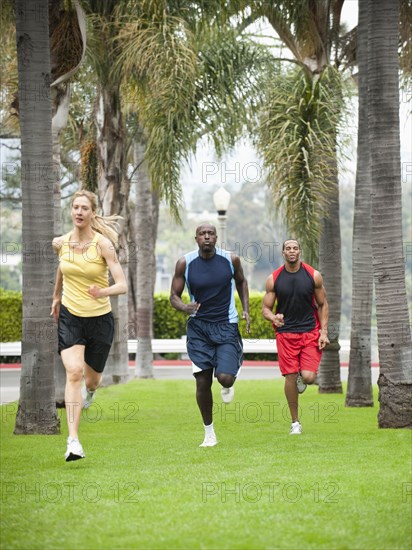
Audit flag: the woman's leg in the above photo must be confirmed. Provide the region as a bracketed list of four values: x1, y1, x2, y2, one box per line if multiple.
[61, 345, 86, 439]
[84, 363, 103, 392]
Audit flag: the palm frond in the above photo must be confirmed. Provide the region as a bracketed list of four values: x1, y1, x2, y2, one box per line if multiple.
[0, 0, 19, 136]
[49, 1, 84, 81]
[193, 23, 273, 155]
[116, 13, 198, 116]
[84, 13, 118, 84]
[400, 0, 412, 77]
[258, 65, 347, 261]
[117, 8, 273, 218]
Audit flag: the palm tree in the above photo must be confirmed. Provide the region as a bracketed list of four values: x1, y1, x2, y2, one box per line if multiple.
[115, 2, 200, 378]
[50, 0, 86, 232]
[14, 0, 60, 434]
[0, 1, 87, 406]
[368, 0, 412, 428]
[345, 0, 373, 407]
[245, 0, 355, 392]
[131, 125, 159, 378]
[346, 0, 411, 407]
[258, 65, 344, 265]
[117, 2, 269, 376]
[81, 0, 130, 385]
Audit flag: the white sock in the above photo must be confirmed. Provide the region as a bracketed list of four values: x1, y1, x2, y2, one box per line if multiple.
[204, 423, 215, 436]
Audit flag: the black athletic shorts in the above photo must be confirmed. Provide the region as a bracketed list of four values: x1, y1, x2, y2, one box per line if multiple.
[58, 304, 115, 373]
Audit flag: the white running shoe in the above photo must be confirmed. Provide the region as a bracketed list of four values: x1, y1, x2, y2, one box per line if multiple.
[65, 436, 85, 461]
[296, 372, 307, 394]
[199, 433, 218, 447]
[290, 421, 302, 435]
[221, 386, 235, 404]
[81, 384, 95, 409]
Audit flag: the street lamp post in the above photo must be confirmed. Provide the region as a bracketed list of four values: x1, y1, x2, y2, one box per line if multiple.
[213, 186, 231, 249]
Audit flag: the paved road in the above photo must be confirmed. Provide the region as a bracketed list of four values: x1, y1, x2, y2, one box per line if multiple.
[0, 364, 379, 405]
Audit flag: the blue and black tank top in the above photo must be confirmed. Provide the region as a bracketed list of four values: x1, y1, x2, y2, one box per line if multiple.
[184, 248, 238, 323]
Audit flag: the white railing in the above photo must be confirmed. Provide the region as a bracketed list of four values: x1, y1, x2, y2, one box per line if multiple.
[0, 338, 278, 357]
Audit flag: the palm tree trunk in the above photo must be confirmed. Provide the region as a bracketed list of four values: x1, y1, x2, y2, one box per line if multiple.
[51, 84, 70, 407]
[127, 202, 137, 344]
[95, 85, 130, 385]
[318, 157, 343, 393]
[133, 129, 156, 378]
[258, 10, 345, 393]
[346, 0, 373, 407]
[14, 0, 60, 434]
[368, 0, 412, 427]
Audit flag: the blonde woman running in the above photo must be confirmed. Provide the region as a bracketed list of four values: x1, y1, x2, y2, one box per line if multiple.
[51, 190, 127, 461]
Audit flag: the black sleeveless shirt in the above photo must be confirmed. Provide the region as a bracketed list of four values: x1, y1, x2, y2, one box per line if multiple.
[272, 262, 319, 333]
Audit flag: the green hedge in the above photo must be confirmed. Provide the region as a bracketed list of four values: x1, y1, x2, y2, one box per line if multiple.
[153, 292, 275, 340]
[0, 288, 22, 342]
[236, 293, 275, 340]
[153, 293, 190, 339]
[1, 289, 275, 342]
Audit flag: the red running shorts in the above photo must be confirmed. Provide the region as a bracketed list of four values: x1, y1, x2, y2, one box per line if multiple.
[276, 329, 322, 375]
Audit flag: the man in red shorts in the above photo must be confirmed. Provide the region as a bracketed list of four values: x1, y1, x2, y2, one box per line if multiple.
[262, 239, 329, 434]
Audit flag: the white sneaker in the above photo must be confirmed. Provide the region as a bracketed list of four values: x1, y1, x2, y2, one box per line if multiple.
[290, 421, 302, 435]
[199, 433, 218, 447]
[221, 386, 235, 404]
[65, 436, 85, 461]
[81, 384, 95, 409]
[296, 372, 307, 394]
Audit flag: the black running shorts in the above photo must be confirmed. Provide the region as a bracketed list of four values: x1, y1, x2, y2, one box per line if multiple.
[58, 304, 115, 373]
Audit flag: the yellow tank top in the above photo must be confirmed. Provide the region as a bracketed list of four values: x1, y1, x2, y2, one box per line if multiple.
[59, 232, 111, 317]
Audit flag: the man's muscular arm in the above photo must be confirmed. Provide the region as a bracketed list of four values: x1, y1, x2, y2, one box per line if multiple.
[232, 255, 250, 333]
[170, 257, 200, 315]
[314, 270, 329, 349]
[262, 275, 284, 328]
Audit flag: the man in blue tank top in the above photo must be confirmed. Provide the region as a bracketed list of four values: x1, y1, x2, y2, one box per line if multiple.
[262, 239, 329, 435]
[170, 223, 250, 447]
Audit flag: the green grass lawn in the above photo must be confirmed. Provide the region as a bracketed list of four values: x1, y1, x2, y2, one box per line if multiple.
[1, 379, 411, 550]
